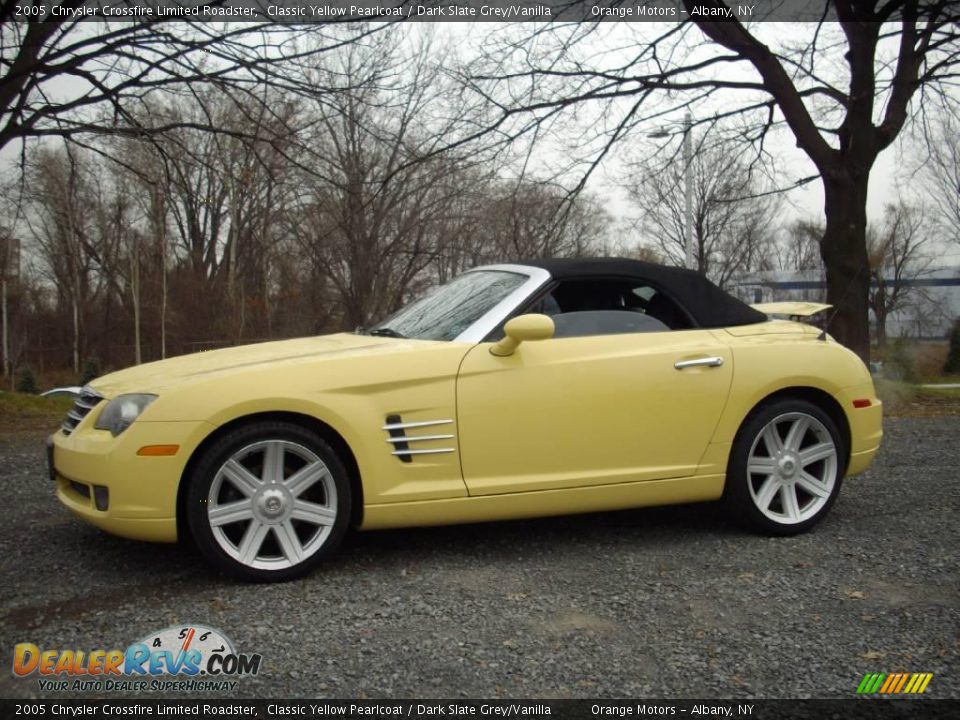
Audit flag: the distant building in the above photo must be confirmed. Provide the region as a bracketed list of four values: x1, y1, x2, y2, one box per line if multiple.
[731, 266, 960, 340]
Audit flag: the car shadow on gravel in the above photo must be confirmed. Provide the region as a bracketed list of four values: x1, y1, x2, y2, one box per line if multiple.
[25, 499, 738, 591]
[336, 500, 739, 565]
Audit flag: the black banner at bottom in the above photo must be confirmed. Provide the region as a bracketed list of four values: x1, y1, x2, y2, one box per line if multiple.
[1, 699, 958, 720]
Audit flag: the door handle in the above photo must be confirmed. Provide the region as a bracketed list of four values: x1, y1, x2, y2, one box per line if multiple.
[674, 356, 724, 370]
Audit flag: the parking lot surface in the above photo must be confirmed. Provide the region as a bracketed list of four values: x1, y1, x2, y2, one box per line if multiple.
[1, 417, 957, 699]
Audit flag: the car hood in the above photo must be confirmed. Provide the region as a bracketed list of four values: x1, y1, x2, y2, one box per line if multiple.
[89, 333, 437, 396]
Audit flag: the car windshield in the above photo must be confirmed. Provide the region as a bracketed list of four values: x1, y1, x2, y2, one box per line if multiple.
[368, 270, 528, 341]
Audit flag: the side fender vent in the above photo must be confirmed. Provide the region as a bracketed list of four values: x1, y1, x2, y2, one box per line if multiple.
[61, 386, 105, 436]
[382, 415, 456, 463]
[384, 414, 411, 463]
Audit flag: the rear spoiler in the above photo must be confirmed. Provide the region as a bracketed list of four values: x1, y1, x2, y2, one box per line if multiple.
[750, 302, 832, 318]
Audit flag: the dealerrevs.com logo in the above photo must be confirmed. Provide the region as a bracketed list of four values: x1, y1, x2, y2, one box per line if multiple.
[12, 624, 262, 693]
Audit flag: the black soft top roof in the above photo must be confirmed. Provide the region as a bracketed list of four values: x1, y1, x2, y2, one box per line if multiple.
[519, 257, 767, 329]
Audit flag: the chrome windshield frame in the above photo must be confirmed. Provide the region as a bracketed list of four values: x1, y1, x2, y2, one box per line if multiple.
[451, 264, 552, 343]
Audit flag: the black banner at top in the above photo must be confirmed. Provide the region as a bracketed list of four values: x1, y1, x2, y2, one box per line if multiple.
[9, 0, 851, 24]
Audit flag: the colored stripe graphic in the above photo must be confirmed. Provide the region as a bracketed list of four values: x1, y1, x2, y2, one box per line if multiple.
[857, 672, 933, 694]
[856, 673, 885, 694]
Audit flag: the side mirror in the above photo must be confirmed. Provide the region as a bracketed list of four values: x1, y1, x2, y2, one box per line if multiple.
[490, 314, 555, 357]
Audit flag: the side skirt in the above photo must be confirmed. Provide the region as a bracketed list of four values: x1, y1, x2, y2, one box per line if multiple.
[359, 474, 725, 531]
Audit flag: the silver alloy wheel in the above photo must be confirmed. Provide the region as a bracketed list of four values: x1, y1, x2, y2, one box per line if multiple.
[207, 439, 338, 570]
[746, 412, 838, 525]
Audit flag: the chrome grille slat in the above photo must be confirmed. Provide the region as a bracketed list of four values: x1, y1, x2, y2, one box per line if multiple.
[381, 419, 453, 431]
[385, 434, 454, 444]
[391, 448, 456, 456]
[60, 386, 105, 436]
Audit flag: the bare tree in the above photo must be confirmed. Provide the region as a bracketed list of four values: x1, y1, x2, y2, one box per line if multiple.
[88, 171, 142, 364]
[19, 145, 106, 372]
[14, 142, 159, 371]
[459, 3, 960, 360]
[0, 15, 385, 155]
[108, 91, 299, 345]
[462, 180, 611, 264]
[868, 202, 933, 347]
[121, 145, 172, 359]
[287, 31, 482, 330]
[777, 220, 826, 276]
[919, 111, 960, 246]
[626, 136, 779, 288]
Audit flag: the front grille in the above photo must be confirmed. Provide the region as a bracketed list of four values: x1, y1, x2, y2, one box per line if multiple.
[61, 387, 105, 436]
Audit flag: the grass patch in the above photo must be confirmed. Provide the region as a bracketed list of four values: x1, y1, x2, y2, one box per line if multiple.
[873, 341, 955, 383]
[918, 385, 960, 400]
[0, 391, 73, 432]
[875, 378, 960, 417]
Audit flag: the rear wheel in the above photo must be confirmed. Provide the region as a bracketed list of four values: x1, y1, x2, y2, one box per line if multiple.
[726, 399, 844, 535]
[186, 421, 351, 582]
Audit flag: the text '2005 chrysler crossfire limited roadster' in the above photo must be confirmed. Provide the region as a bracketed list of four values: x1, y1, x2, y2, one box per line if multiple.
[49, 258, 882, 581]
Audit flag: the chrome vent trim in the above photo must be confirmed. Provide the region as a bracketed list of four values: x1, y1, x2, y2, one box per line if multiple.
[61, 386, 105, 436]
[385, 434, 454, 444]
[383, 415, 456, 463]
[381, 419, 453, 431]
[74, 394, 101, 411]
[392, 448, 456, 457]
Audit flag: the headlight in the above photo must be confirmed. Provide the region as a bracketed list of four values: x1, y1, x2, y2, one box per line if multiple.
[94, 394, 157, 436]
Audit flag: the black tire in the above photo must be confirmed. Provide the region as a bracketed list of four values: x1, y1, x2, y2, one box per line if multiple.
[186, 421, 352, 582]
[725, 398, 846, 536]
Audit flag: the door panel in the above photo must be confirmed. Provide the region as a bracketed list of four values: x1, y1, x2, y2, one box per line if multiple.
[456, 330, 732, 495]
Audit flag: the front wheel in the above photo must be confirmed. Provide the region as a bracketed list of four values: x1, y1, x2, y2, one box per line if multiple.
[186, 421, 352, 582]
[725, 399, 845, 535]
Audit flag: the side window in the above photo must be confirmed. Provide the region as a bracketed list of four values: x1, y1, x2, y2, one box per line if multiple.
[635, 286, 691, 330]
[553, 311, 669, 338]
[531, 279, 691, 338]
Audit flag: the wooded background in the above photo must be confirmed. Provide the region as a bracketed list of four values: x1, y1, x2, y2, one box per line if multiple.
[2, 4, 958, 383]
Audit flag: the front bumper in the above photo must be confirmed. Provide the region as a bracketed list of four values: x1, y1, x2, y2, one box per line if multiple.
[50, 420, 214, 543]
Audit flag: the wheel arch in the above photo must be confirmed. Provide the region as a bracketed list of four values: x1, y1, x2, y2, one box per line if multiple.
[734, 386, 851, 474]
[175, 411, 363, 543]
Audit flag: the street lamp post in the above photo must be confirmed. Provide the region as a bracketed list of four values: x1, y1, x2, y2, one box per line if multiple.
[650, 111, 696, 271]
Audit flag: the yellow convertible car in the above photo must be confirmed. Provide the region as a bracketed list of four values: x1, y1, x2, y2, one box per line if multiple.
[49, 259, 882, 581]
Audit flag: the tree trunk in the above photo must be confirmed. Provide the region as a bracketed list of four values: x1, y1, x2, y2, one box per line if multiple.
[875, 311, 887, 349]
[160, 230, 167, 360]
[72, 295, 79, 374]
[1, 279, 8, 379]
[821, 173, 872, 362]
[132, 245, 141, 365]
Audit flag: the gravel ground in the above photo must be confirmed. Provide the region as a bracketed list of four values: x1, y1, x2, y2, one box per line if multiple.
[1, 417, 957, 700]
